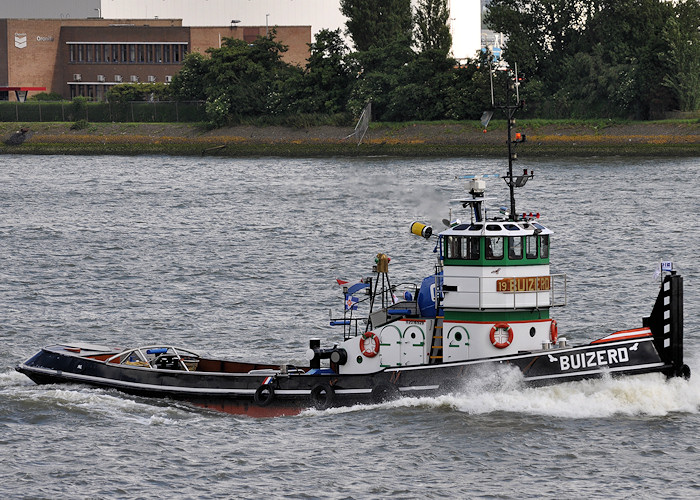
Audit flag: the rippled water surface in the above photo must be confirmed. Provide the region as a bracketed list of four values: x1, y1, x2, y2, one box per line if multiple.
[1, 154, 700, 498]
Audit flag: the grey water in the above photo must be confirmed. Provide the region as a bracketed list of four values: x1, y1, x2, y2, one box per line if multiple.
[1, 154, 699, 498]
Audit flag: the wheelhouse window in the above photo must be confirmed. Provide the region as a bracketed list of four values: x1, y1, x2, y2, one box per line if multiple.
[541, 235, 550, 258]
[446, 236, 480, 260]
[462, 237, 480, 260]
[508, 237, 523, 260]
[526, 235, 538, 259]
[485, 237, 504, 260]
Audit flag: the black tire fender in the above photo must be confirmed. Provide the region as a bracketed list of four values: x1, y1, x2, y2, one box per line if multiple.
[310, 383, 335, 410]
[371, 383, 399, 403]
[254, 384, 275, 407]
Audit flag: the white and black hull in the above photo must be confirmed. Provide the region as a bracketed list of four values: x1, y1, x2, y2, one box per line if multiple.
[16, 275, 688, 417]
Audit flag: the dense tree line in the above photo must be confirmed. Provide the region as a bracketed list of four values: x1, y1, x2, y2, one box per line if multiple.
[162, 0, 699, 125]
[485, 0, 700, 119]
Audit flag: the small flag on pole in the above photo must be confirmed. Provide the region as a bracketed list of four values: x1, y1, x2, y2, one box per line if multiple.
[661, 262, 673, 272]
[345, 294, 359, 310]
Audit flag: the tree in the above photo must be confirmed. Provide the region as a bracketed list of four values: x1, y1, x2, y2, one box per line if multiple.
[484, 0, 586, 92]
[170, 52, 209, 101]
[340, 0, 413, 51]
[662, 0, 700, 111]
[413, 0, 452, 55]
[292, 29, 355, 114]
[485, 0, 686, 118]
[190, 31, 296, 125]
[106, 83, 171, 103]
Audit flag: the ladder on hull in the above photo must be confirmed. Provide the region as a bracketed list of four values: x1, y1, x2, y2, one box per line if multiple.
[429, 269, 444, 364]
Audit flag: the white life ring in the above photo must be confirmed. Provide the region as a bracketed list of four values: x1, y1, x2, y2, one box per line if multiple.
[490, 322, 514, 349]
[360, 331, 380, 357]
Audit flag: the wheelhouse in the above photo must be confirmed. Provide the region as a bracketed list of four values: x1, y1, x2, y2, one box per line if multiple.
[441, 221, 552, 266]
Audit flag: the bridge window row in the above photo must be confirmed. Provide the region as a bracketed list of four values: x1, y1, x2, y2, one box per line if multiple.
[445, 235, 550, 261]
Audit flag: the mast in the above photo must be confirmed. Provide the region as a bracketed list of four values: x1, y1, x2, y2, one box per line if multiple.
[488, 62, 530, 220]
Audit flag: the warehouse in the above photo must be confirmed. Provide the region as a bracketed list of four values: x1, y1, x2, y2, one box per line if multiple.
[0, 18, 310, 101]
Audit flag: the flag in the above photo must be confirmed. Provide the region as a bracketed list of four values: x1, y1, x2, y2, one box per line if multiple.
[345, 294, 359, 310]
[336, 278, 349, 286]
[661, 262, 673, 272]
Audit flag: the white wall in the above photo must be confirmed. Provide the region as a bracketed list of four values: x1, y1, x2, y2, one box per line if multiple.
[0, 0, 101, 19]
[100, 0, 347, 37]
[449, 0, 482, 62]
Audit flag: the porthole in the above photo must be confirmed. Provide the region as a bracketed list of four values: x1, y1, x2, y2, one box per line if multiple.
[529, 327, 536, 337]
[455, 332, 463, 342]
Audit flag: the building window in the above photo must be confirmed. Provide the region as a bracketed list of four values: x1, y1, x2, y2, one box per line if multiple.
[172, 44, 180, 62]
[94, 44, 102, 63]
[86, 45, 93, 62]
[70, 45, 76, 62]
[77, 44, 84, 62]
[155, 45, 162, 63]
[129, 44, 136, 63]
[163, 44, 170, 63]
[138, 45, 145, 63]
[147, 45, 154, 63]
[112, 45, 118, 63]
[120, 44, 127, 63]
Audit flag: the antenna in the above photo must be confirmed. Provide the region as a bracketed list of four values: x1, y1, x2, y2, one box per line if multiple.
[481, 63, 531, 220]
[489, 62, 495, 107]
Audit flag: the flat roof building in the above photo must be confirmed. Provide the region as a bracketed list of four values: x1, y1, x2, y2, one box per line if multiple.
[0, 18, 311, 101]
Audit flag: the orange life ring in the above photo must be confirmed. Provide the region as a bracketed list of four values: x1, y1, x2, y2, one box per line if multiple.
[360, 331, 380, 357]
[550, 320, 558, 344]
[490, 322, 514, 349]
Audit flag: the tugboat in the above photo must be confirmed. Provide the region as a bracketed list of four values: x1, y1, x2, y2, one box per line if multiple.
[16, 74, 689, 417]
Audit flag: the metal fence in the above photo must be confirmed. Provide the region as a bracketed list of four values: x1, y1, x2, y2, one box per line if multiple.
[0, 101, 206, 123]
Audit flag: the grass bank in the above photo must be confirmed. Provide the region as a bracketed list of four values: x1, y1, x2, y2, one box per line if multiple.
[1, 119, 698, 157]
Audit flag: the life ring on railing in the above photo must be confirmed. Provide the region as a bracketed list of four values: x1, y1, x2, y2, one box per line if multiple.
[360, 331, 380, 358]
[550, 320, 558, 345]
[490, 322, 514, 349]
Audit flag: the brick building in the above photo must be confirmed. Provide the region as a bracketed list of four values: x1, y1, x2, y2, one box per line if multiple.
[0, 18, 311, 101]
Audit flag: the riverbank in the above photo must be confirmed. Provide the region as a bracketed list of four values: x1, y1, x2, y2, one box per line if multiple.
[1, 120, 698, 157]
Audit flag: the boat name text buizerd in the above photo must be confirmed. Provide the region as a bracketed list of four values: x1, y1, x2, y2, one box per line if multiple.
[555, 346, 632, 371]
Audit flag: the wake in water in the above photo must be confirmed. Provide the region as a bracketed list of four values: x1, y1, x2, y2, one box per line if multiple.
[306, 361, 700, 419]
[6, 364, 700, 421]
[0, 369, 205, 425]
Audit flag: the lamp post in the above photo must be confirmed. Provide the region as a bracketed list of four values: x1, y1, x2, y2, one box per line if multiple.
[266, 14, 269, 36]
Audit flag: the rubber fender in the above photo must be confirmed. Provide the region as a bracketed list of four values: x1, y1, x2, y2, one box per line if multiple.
[371, 383, 399, 403]
[253, 384, 275, 407]
[310, 383, 335, 410]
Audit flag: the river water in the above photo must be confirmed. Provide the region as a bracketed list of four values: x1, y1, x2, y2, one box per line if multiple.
[1, 154, 699, 498]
